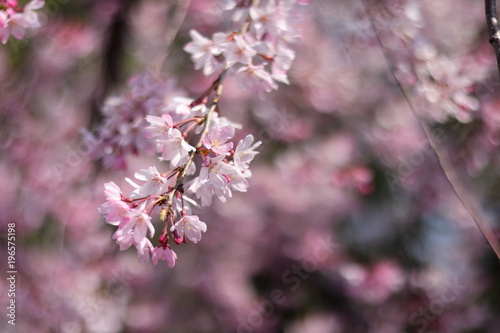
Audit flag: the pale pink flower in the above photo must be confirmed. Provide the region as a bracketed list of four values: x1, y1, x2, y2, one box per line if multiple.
[189, 156, 248, 206]
[152, 246, 177, 267]
[187, 176, 214, 207]
[221, 0, 252, 21]
[218, 161, 248, 192]
[220, 0, 237, 10]
[184, 30, 224, 75]
[170, 215, 207, 243]
[112, 213, 154, 262]
[0, 0, 44, 44]
[236, 63, 278, 92]
[203, 125, 235, 155]
[23, 0, 44, 28]
[249, 1, 286, 39]
[112, 228, 134, 251]
[144, 114, 174, 139]
[271, 44, 295, 84]
[199, 155, 228, 187]
[101, 181, 122, 201]
[98, 182, 130, 226]
[135, 238, 154, 263]
[157, 128, 196, 167]
[3, 12, 26, 40]
[132, 166, 172, 196]
[0, 11, 8, 29]
[222, 35, 257, 67]
[234, 134, 261, 175]
[121, 209, 155, 243]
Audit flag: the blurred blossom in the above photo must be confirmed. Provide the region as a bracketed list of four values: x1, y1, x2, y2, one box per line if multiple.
[339, 261, 405, 303]
[0, 0, 44, 44]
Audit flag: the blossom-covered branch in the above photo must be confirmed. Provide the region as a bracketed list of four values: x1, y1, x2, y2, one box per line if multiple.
[93, 0, 309, 266]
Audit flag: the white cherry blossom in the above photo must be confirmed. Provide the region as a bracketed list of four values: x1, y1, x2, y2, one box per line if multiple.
[157, 128, 196, 167]
[171, 215, 207, 244]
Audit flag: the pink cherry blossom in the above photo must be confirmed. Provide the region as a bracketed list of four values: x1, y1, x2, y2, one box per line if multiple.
[135, 237, 154, 263]
[184, 29, 224, 75]
[234, 134, 262, 175]
[144, 114, 174, 139]
[203, 125, 235, 155]
[249, 1, 286, 39]
[271, 44, 295, 84]
[151, 246, 178, 267]
[132, 166, 173, 196]
[98, 182, 130, 226]
[156, 128, 196, 167]
[0, 0, 44, 44]
[121, 209, 155, 243]
[222, 35, 257, 67]
[170, 215, 207, 244]
[189, 155, 248, 206]
[112, 228, 134, 251]
[84, 72, 176, 170]
[236, 63, 278, 92]
[23, 0, 44, 27]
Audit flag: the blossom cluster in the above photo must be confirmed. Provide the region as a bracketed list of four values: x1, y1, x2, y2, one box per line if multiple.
[185, 0, 307, 93]
[384, 1, 487, 123]
[84, 73, 178, 170]
[98, 102, 261, 266]
[95, 0, 308, 266]
[0, 0, 44, 44]
[411, 48, 485, 123]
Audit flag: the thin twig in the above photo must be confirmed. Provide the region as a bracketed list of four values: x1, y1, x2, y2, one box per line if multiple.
[362, 1, 500, 259]
[155, 0, 192, 76]
[89, 0, 137, 128]
[486, 0, 500, 77]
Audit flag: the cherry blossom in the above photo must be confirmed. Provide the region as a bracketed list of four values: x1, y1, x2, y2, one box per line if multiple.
[222, 35, 257, 67]
[98, 182, 130, 226]
[143, 114, 174, 139]
[183, 30, 224, 75]
[156, 128, 196, 167]
[129, 166, 173, 197]
[94, 0, 306, 268]
[121, 210, 155, 242]
[135, 237, 155, 263]
[0, 0, 44, 44]
[152, 246, 177, 267]
[112, 228, 134, 251]
[234, 134, 262, 175]
[236, 63, 278, 92]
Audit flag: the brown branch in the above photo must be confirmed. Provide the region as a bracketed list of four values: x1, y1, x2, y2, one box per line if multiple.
[89, 0, 138, 128]
[486, 0, 500, 77]
[363, 2, 500, 260]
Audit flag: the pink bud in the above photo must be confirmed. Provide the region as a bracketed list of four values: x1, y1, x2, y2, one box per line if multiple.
[172, 229, 182, 244]
[159, 231, 168, 244]
[7, 0, 18, 8]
